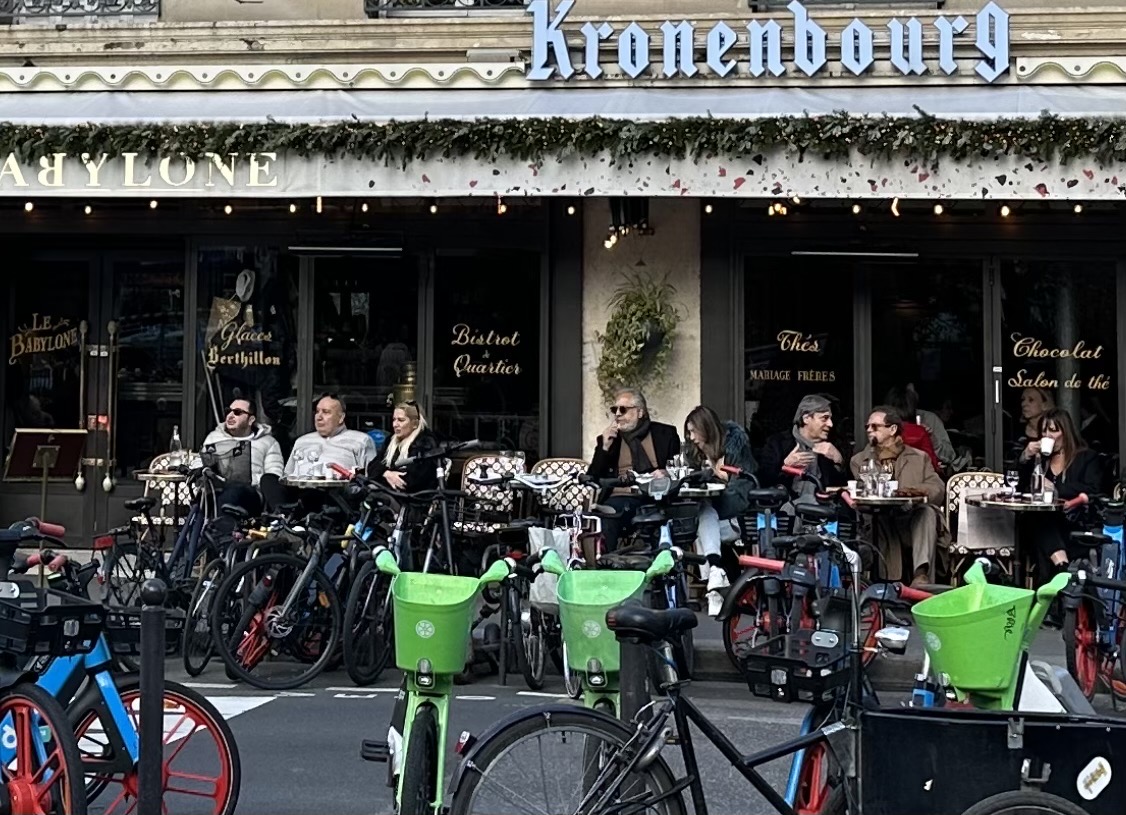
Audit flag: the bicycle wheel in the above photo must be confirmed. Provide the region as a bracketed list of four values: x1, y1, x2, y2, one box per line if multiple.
[1063, 598, 1099, 700]
[449, 707, 684, 815]
[211, 552, 343, 691]
[400, 704, 438, 815]
[0, 682, 88, 815]
[182, 558, 225, 677]
[69, 676, 241, 815]
[342, 560, 394, 686]
[561, 642, 582, 699]
[960, 791, 1089, 815]
[522, 605, 547, 690]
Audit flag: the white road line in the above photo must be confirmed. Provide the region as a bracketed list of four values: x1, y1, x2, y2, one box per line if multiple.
[335, 693, 381, 699]
[455, 695, 496, 701]
[516, 691, 570, 698]
[182, 682, 239, 689]
[327, 686, 400, 693]
[276, 691, 317, 697]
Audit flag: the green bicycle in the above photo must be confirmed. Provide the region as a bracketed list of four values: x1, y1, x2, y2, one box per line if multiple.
[361, 547, 510, 815]
[540, 548, 674, 719]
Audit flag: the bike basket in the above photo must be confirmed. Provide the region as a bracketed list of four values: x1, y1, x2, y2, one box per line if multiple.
[104, 606, 187, 656]
[738, 628, 850, 704]
[557, 569, 647, 673]
[391, 572, 479, 675]
[0, 583, 105, 657]
[912, 581, 1034, 692]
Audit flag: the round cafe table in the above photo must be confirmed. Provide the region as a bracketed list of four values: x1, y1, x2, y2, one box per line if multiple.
[963, 494, 1064, 585]
[281, 476, 350, 490]
[679, 483, 727, 499]
[852, 494, 928, 581]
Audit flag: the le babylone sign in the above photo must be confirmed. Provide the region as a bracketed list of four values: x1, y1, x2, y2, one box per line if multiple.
[526, 0, 1011, 83]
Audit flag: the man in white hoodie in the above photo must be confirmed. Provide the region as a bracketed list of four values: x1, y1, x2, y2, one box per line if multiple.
[202, 398, 285, 521]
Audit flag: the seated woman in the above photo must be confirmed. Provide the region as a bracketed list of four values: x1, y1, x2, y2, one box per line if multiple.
[683, 405, 756, 616]
[1017, 408, 1103, 586]
[368, 400, 440, 494]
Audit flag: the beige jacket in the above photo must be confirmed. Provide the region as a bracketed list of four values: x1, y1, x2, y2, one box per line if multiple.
[850, 444, 950, 544]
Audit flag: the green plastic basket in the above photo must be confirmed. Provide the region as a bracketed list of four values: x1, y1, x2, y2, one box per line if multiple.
[912, 580, 1035, 692]
[391, 572, 480, 675]
[557, 570, 647, 674]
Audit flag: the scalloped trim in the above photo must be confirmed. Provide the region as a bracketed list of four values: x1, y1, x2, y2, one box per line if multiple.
[1015, 56, 1126, 81]
[0, 61, 526, 91]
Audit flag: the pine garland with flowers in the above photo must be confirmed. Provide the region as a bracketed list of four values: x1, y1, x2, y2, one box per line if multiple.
[1, 110, 1125, 168]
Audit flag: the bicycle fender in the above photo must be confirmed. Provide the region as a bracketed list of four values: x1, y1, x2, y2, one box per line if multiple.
[715, 568, 765, 623]
[448, 703, 626, 798]
[0, 667, 38, 691]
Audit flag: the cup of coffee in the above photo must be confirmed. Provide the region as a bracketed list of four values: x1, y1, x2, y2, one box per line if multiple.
[1040, 436, 1055, 455]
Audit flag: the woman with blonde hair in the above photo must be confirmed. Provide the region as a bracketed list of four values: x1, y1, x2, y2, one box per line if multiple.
[368, 400, 439, 493]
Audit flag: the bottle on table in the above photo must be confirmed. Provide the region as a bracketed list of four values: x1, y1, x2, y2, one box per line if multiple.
[169, 425, 183, 468]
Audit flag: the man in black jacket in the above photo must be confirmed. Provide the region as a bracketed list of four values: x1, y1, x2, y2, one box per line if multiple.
[757, 393, 848, 513]
[587, 387, 681, 551]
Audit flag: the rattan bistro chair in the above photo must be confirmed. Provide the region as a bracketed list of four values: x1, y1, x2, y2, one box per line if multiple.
[132, 452, 196, 535]
[454, 453, 528, 536]
[945, 470, 1009, 583]
[529, 457, 596, 516]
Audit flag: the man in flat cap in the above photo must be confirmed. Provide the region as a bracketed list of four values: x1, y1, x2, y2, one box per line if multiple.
[757, 393, 847, 509]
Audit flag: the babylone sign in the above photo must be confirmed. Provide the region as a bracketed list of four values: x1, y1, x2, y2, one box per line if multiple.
[526, 0, 1011, 83]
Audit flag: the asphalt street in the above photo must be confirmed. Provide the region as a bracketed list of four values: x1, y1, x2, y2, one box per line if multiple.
[137, 657, 1126, 815]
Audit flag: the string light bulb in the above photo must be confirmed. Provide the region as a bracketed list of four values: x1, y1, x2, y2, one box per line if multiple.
[23, 201, 33, 212]
[496, 197, 507, 215]
[224, 204, 233, 215]
[566, 205, 576, 215]
[933, 203, 944, 215]
[316, 195, 323, 214]
[289, 203, 297, 214]
[149, 200, 158, 209]
[1074, 203, 1083, 214]
[361, 202, 369, 213]
[852, 203, 862, 215]
[430, 204, 438, 214]
[791, 196, 801, 204]
[891, 197, 901, 217]
[704, 204, 714, 214]
[84, 205, 92, 215]
[1000, 204, 1011, 217]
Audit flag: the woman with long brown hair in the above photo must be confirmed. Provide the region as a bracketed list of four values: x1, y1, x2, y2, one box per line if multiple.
[1019, 408, 1103, 586]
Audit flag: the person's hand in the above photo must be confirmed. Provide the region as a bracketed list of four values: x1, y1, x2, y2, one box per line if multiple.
[784, 445, 815, 469]
[602, 423, 619, 451]
[383, 471, 406, 491]
[1022, 439, 1041, 461]
[812, 442, 843, 465]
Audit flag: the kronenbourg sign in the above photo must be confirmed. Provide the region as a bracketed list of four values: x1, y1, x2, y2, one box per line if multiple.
[526, 0, 1010, 83]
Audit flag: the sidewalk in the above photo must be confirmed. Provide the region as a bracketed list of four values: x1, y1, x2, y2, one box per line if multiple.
[692, 610, 1074, 692]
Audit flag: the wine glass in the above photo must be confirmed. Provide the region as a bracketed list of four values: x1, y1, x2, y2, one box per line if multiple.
[1005, 468, 1019, 496]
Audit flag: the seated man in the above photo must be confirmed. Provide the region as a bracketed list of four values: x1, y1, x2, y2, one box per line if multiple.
[201, 398, 285, 535]
[587, 387, 680, 551]
[757, 394, 848, 517]
[285, 394, 378, 477]
[850, 405, 948, 586]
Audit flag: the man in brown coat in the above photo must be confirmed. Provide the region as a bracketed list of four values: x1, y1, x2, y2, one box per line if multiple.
[850, 405, 947, 585]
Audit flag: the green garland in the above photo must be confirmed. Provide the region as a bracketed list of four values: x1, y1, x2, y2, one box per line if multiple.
[1, 110, 1124, 168]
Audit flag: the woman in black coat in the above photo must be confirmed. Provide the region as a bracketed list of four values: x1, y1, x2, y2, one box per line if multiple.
[368, 400, 439, 493]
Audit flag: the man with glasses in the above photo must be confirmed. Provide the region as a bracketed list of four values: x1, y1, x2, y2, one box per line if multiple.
[850, 405, 947, 586]
[587, 387, 681, 551]
[758, 394, 848, 510]
[201, 397, 285, 529]
[285, 394, 378, 476]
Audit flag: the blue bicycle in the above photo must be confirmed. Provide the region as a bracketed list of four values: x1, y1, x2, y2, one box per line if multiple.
[8, 522, 241, 815]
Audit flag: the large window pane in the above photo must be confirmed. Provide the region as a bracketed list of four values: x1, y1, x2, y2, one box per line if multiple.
[432, 251, 541, 458]
[744, 258, 854, 459]
[1001, 260, 1118, 471]
[196, 248, 299, 456]
[313, 256, 419, 438]
[2, 262, 88, 461]
[870, 260, 984, 469]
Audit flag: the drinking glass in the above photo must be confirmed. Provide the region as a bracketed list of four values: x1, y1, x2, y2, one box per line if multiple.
[513, 450, 526, 471]
[1005, 468, 1019, 496]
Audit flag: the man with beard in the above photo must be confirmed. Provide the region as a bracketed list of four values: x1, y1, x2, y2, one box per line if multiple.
[587, 387, 681, 551]
[850, 405, 947, 586]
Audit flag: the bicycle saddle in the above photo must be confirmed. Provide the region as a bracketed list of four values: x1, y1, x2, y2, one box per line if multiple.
[606, 600, 698, 645]
[631, 509, 666, 526]
[123, 496, 156, 513]
[745, 487, 789, 506]
[590, 504, 622, 519]
[795, 503, 838, 523]
[221, 504, 250, 521]
[1070, 530, 1113, 546]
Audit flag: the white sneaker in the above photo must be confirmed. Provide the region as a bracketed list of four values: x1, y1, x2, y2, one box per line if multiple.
[706, 567, 730, 617]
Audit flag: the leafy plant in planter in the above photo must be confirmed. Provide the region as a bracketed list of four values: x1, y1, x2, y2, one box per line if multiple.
[596, 273, 682, 402]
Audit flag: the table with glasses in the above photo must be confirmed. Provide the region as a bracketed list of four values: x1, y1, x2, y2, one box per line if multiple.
[963, 492, 1064, 585]
[852, 494, 929, 581]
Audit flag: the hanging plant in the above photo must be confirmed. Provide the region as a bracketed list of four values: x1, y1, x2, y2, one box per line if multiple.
[596, 273, 682, 402]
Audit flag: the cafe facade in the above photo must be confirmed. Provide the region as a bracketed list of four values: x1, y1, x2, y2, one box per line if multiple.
[1, 0, 1126, 536]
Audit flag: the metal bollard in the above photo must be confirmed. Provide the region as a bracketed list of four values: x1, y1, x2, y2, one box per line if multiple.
[138, 578, 167, 815]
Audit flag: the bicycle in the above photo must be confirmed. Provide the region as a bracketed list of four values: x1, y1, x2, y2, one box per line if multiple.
[359, 547, 511, 815]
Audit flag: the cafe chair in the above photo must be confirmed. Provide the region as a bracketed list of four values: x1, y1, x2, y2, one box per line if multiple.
[945, 470, 1011, 583]
[529, 457, 595, 516]
[132, 451, 197, 538]
[454, 453, 528, 537]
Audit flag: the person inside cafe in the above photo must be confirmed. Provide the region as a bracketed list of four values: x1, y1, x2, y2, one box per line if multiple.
[884, 386, 942, 473]
[587, 387, 680, 551]
[1017, 407, 1103, 587]
[368, 400, 440, 494]
[683, 405, 756, 614]
[758, 394, 848, 510]
[285, 394, 379, 477]
[201, 397, 285, 535]
[1013, 386, 1055, 459]
[850, 405, 947, 586]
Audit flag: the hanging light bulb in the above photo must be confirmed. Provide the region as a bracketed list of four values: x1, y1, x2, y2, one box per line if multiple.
[316, 195, 323, 214]
[361, 202, 369, 213]
[23, 201, 33, 212]
[933, 203, 944, 215]
[852, 203, 862, 215]
[224, 204, 233, 215]
[149, 200, 158, 209]
[1000, 204, 1011, 217]
[289, 203, 297, 213]
[1074, 203, 1083, 214]
[891, 197, 901, 217]
[430, 204, 438, 214]
[791, 196, 801, 204]
[84, 205, 92, 215]
[767, 205, 775, 216]
[704, 204, 714, 214]
[566, 205, 576, 215]
[496, 197, 507, 215]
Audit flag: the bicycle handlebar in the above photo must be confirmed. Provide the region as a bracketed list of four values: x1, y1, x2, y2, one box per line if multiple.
[1063, 493, 1088, 512]
[0, 519, 69, 548]
[398, 439, 486, 466]
[26, 518, 65, 539]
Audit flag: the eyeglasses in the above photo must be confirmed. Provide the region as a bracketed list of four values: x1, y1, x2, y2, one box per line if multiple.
[865, 423, 890, 431]
[609, 405, 636, 416]
[227, 408, 250, 417]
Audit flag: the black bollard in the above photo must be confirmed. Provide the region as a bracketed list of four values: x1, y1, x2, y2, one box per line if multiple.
[138, 578, 167, 815]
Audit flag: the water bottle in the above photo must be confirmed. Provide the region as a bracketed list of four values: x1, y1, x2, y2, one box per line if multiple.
[169, 425, 183, 468]
[1031, 455, 1044, 501]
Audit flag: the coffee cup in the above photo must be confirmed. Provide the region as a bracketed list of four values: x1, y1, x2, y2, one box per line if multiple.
[1040, 436, 1055, 455]
[847, 479, 857, 494]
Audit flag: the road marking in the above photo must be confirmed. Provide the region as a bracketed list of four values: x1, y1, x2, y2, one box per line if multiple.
[455, 695, 496, 701]
[327, 686, 400, 693]
[335, 693, 380, 699]
[276, 691, 316, 697]
[182, 682, 239, 689]
[517, 691, 570, 698]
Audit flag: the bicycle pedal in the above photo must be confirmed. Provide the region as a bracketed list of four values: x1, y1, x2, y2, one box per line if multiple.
[360, 739, 391, 763]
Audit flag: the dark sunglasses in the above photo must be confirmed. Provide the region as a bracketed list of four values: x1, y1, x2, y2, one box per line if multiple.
[610, 405, 636, 415]
[866, 423, 890, 430]
[227, 408, 251, 417]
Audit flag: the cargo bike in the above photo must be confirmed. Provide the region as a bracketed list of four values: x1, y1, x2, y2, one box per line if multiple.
[446, 531, 1126, 815]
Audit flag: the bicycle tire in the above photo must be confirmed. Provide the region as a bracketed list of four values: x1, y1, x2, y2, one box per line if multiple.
[182, 558, 226, 677]
[2, 682, 88, 815]
[960, 790, 1090, 815]
[68, 676, 242, 815]
[1063, 600, 1099, 701]
[522, 606, 547, 690]
[400, 704, 439, 815]
[449, 707, 684, 815]
[561, 641, 583, 699]
[342, 560, 394, 686]
[211, 552, 343, 691]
